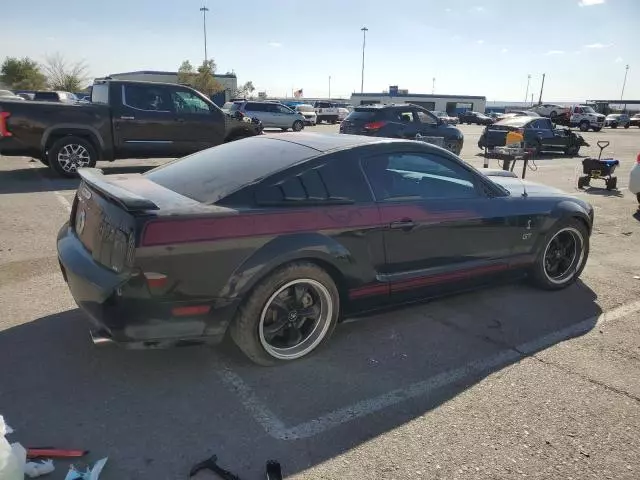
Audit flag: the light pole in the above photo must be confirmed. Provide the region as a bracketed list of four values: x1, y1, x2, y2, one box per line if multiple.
[621, 64, 629, 110]
[329, 75, 331, 99]
[524, 74, 531, 106]
[360, 27, 368, 94]
[538, 73, 546, 106]
[199, 6, 209, 62]
[432, 77, 435, 94]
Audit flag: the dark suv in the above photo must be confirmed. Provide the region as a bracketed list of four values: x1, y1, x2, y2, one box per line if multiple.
[339, 104, 464, 155]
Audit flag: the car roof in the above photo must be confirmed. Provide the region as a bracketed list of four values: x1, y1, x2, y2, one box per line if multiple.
[494, 116, 537, 127]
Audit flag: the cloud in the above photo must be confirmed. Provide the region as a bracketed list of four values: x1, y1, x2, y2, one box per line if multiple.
[267, 42, 282, 48]
[578, 0, 605, 5]
[584, 42, 613, 49]
[476, 39, 485, 44]
[615, 56, 623, 63]
[500, 48, 508, 53]
[545, 50, 564, 55]
[471, 6, 485, 11]
[445, 7, 452, 12]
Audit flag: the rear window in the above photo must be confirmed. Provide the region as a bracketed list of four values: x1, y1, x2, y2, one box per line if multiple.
[345, 109, 380, 121]
[145, 137, 318, 204]
[34, 92, 59, 100]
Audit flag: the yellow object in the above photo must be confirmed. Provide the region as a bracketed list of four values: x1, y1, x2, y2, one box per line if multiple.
[506, 130, 524, 147]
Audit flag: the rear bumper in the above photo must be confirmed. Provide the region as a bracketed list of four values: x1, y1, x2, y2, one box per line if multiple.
[57, 223, 237, 347]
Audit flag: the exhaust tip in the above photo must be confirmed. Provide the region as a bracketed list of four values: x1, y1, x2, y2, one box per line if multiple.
[90, 329, 114, 346]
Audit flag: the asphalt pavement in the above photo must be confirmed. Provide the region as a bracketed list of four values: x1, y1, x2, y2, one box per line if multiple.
[1, 124, 639, 479]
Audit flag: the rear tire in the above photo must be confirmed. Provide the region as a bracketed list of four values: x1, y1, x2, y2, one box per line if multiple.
[229, 262, 340, 366]
[530, 219, 589, 290]
[48, 136, 97, 178]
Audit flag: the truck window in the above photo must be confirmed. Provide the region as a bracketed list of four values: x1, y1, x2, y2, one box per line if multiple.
[171, 90, 211, 114]
[122, 84, 172, 112]
[92, 84, 109, 104]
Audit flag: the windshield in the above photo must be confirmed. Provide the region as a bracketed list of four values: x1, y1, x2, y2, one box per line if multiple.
[229, 102, 241, 111]
[432, 111, 446, 117]
[296, 105, 314, 112]
[581, 106, 596, 114]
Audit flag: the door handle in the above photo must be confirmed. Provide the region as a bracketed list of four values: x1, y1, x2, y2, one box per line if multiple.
[120, 116, 135, 120]
[390, 218, 416, 230]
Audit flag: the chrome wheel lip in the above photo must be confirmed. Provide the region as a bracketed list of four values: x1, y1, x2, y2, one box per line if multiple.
[542, 227, 584, 285]
[258, 278, 333, 360]
[57, 144, 91, 173]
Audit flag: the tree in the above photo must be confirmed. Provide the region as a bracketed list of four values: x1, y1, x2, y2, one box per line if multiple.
[235, 81, 255, 99]
[177, 59, 224, 96]
[43, 53, 90, 92]
[0, 57, 47, 90]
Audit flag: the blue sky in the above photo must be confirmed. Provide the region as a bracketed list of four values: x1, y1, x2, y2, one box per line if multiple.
[3, 0, 639, 101]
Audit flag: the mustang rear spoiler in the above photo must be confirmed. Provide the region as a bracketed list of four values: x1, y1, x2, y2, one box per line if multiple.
[77, 168, 159, 211]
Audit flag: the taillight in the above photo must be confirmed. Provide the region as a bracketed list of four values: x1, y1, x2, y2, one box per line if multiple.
[637, 153, 640, 164]
[144, 272, 168, 288]
[363, 121, 386, 130]
[0, 112, 12, 137]
[172, 305, 211, 317]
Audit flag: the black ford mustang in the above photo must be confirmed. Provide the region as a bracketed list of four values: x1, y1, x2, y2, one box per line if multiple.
[57, 133, 594, 366]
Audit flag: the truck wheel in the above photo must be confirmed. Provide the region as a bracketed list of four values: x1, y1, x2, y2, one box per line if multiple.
[624, 124, 630, 129]
[579, 121, 590, 132]
[292, 120, 304, 132]
[611, 123, 618, 129]
[564, 145, 580, 156]
[592, 127, 602, 132]
[550, 110, 557, 118]
[48, 136, 97, 178]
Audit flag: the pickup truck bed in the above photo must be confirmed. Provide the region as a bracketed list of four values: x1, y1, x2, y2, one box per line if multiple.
[0, 79, 262, 177]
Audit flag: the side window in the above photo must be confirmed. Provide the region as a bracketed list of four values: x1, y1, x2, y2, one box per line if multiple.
[277, 105, 292, 114]
[171, 89, 211, 114]
[123, 84, 172, 112]
[417, 110, 436, 124]
[254, 157, 372, 205]
[395, 110, 416, 123]
[361, 152, 478, 201]
[541, 119, 553, 130]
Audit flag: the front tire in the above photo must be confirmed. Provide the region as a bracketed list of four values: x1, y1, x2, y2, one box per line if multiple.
[48, 136, 97, 178]
[230, 262, 340, 366]
[530, 219, 589, 290]
[579, 121, 589, 132]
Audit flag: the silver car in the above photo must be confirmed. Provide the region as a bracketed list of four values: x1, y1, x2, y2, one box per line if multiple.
[604, 113, 630, 129]
[229, 101, 306, 131]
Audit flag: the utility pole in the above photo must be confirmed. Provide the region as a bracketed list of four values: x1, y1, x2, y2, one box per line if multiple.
[531, 93, 534, 106]
[329, 75, 331, 99]
[360, 27, 368, 94]
[621, 64, 629, 110]
[199, 6, 209, 62]
[537, 73, 545, 106]
[524, 74, 531, 106]
[432, 77, 435, 94]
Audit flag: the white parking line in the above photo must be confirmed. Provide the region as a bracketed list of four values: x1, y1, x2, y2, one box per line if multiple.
[28, 163, 72, 212]
[219, 300, 640, 440]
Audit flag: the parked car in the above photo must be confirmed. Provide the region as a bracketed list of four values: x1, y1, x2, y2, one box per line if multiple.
[293, 104, 318, 125]
[529, 104, 569, 118]
[630, 152, 640, 209]
[604, 113, 630, 129]
[458, 111, 493, 125]
[0, 90, 24, 101]
[337, 107, 350, 122]
[431, 110, 460, 125]
[478, 116, 588, 156]
[629, 113, 640, 128]
[314, 101, 340, 124]
[0, 80, 261, 177]
[57, 133, 594, 365]
[340, 104, 464, 154]
[33, 91, 79, 103]
[229, 101, 305, 131]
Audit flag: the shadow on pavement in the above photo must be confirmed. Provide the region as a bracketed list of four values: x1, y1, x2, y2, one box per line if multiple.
[0, 163, 158, 195]
[0, 281, 601, 479]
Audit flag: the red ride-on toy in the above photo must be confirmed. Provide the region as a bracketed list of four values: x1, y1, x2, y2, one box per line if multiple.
[578, 141, 620, 190]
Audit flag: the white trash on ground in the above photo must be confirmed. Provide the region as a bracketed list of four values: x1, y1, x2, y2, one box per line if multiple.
[25, 459, 56, 478]
[64, 457, 108, 480]
[0, 415, 25, 480]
